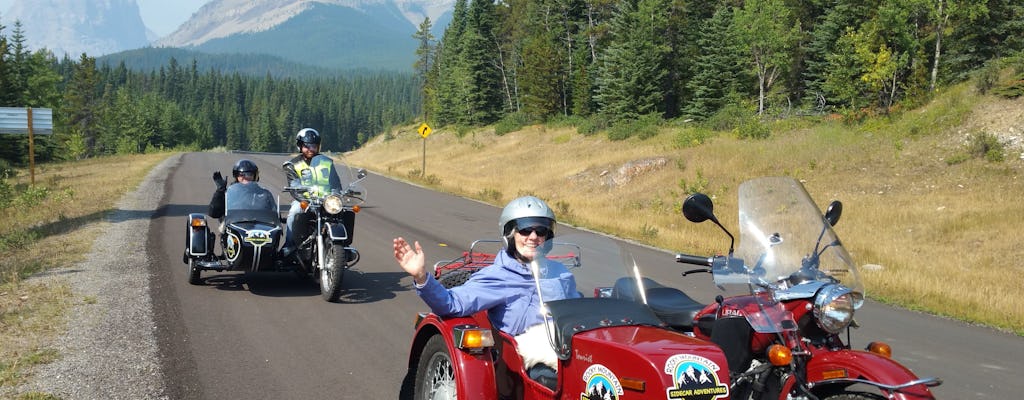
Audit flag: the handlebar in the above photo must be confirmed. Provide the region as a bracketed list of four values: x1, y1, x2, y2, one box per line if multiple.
[675, 253, 713, 266]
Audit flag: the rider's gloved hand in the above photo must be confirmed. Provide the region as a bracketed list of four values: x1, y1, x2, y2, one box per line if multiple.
[213, 171, 226, 190]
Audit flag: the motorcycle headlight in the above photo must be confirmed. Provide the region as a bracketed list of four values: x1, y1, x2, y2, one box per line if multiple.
[323, 194, 344, 214]
[813, 285, 856, 334]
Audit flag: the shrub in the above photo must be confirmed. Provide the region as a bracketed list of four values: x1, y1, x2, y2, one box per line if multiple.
[607, 113, 661, 141]
[674, 127, 716, 148]
[577, 115, 610, 136]
[968, 132, 1006, 162]
[494, 112, 533, 136]
[704, 103, 751, 131]
[735, 117, 771, 139]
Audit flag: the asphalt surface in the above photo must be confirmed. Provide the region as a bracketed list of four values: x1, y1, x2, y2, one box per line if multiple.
[150, 152, 1022, 399]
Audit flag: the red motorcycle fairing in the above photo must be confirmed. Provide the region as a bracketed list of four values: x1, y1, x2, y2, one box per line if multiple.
[409, 313, 499, 400]
[782, 349, 937, 400]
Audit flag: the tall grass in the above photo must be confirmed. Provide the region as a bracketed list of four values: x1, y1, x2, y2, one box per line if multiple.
[0, 152, 171, 395]
[349, 84, 1024, 335]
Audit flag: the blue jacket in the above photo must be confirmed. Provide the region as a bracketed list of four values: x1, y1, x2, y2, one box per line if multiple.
[417, 250, 581, 336]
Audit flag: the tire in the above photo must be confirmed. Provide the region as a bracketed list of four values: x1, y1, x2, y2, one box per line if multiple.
[437, 269, 472, 289]
[414, 335, 457, 400]
[188, 259, 202, 285]
[320, 241, 347, 302]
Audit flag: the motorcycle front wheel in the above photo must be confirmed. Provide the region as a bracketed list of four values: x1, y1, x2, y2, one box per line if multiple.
[415, 335, 457, 400]
[319, 241, 346, 302]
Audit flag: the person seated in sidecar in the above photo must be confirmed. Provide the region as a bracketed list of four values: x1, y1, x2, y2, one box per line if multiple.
[393, 196, 581, 382]
[208, 159, 276, 232]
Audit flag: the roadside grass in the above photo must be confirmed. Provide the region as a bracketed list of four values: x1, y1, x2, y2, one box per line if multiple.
[0, 152, 172, 397]
[350, 83, 1024, 335]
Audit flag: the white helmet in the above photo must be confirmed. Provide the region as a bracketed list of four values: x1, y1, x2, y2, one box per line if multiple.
[499, 196, 556, 239]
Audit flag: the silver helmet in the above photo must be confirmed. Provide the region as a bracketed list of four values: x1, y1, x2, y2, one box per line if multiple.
[499, 196, 556, 239]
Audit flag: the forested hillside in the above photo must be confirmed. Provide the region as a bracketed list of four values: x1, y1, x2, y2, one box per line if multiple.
[0, 19, 420, 168]
[2, 0, 1023, 170]
[416, 0, 1023, 129]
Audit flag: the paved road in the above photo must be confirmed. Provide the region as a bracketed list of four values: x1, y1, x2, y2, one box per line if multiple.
[150, 152, 1020, 399]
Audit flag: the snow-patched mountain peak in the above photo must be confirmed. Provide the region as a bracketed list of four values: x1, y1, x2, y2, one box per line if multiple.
[154, 0, 453, 48]
[5, 0, 148, 57]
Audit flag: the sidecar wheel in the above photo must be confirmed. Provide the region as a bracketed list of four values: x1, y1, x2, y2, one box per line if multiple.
[320, 243, 346, 302]
[188, 259, 202, 285]
[437, 269, 472, 289]
[414, 335, 457, 400]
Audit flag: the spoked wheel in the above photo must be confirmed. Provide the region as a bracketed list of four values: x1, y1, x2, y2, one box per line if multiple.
[415, 335, 457, 400]
[319, 241, 347, 302]
[188, 259, 202, 285]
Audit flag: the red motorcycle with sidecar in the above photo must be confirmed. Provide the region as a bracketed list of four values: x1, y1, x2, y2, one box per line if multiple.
[602, 177, 941, 400]
[402, 236, 734, 400]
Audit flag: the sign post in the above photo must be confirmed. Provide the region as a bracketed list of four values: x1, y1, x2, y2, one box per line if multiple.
[417, 122, 432, 177]
[0, 107, 54, 185]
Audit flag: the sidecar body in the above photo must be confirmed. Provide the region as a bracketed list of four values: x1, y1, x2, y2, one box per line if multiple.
[182, 182, 285, 284]
[403, 235, 733, 400]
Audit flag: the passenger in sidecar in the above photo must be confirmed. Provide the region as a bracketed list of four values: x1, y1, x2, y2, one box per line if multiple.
[182, 159, 284, 285]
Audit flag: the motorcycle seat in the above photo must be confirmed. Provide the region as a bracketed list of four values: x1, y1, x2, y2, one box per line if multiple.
[612, 277, 705, 330]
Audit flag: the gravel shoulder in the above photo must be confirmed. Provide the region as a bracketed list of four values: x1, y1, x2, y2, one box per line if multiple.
[15, 155, 179, 399]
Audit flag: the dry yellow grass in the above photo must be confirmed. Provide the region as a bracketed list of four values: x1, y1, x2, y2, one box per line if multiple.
[0, 152, 172, 394]
[349, 95, 1024, 335]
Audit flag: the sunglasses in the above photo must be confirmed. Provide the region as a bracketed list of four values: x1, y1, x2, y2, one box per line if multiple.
[238, 172, 255, 179]
[516, 226, 551, 237]
[302, 143, 320, 149]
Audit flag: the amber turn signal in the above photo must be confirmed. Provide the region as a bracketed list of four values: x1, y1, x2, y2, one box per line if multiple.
[190, 217, 206, 227]
[767, 344, 793, 366]
[352, 205, 361, 213]
[453, 326, 494, 352]
[866, 341, 892, 358]
[300, 200, 310, 210]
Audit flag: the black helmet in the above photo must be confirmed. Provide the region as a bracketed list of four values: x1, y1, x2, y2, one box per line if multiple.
[232, 159, 259, 181]
[296, 128, 322, 150]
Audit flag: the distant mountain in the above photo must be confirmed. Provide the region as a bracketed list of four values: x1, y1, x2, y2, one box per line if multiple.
[3, 0, 453, 71]
[154, 0, 454, 71]
[5, 0, 148, 57]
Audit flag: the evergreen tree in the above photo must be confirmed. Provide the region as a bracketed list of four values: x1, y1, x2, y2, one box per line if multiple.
[413, 17, 436, 121]
[684, 5, 748, 119]
[595, 0, 672, 123]
[62, 54, 102, 158]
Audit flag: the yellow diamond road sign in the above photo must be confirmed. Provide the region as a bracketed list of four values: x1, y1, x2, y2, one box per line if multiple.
[418, 123, 432, 138]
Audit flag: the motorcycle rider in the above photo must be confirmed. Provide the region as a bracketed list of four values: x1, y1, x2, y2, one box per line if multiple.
[393, 196, 581, 387]
[280, 128, 342, 259]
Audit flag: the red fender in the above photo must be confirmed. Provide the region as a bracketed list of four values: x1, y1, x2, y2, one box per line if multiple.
[410, 313, 499, 400]
[782, 349, 936, 400]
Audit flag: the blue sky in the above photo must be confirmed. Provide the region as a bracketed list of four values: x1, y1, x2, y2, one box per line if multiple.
[1, 0, 209, 37]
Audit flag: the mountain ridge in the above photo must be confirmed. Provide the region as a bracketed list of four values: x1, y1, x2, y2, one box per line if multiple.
[155, 0, 453, 48]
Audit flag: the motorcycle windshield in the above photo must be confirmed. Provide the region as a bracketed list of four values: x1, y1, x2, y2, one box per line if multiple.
[714, 177, 864, 310]
[534, 233, 665, 360]
[224, 182, 279, 225]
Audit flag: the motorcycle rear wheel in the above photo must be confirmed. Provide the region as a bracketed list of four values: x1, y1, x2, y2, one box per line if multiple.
[188, 259, 202, 285]
[319, 242, 346, 302]
[415, 335, 457, 400]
